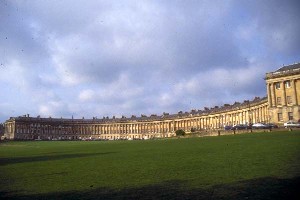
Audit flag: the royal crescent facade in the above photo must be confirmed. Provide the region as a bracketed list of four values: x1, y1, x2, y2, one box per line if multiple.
[3, 63, 300, 140]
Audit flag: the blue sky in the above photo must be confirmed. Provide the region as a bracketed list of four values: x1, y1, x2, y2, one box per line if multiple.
[0, 0, 299, 122]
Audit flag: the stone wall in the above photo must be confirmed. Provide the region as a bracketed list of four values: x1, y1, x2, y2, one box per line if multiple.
[3, 97, 269, 140]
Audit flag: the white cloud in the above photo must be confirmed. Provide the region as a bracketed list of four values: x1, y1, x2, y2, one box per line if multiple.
[0, 60, 29, 90]
[38, 101, 69, 117]
[79, 89, 95, 102]
[39, 105, 52, 116]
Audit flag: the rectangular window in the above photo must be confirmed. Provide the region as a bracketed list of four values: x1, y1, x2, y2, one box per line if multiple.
[287, 96, 292, 104]
[278, 113, 283, 121]
[285, 81, 291, 88]
[288, 112, 293, 121]
[277, 97, 282, 105]
[275, 82, 281, 89]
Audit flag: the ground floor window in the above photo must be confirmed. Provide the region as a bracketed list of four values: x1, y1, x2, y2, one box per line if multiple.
[277, 97, 282, 105]
[287, 96, 292, 104]
[278, 113, 283, 121]
[288, 112, 293, 121]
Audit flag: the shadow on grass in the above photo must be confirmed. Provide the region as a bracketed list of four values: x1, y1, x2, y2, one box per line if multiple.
[1, 176, 299, 200]
[0, 152, 117, 166]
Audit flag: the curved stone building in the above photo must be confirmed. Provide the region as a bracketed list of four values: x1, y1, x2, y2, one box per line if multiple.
[3, 63, 300, 140]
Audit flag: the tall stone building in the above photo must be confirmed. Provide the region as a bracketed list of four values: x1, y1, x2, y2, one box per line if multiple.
[265, 63, 300, 123]
[2, 62, 300, 140]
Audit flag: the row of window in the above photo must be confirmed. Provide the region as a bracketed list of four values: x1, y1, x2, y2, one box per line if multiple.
[278, 112, 293, 121]
[276, 96, 293, 105]
[275, 80, 291, 89]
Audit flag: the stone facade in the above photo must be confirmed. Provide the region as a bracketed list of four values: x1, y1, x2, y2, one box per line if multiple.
[265, 63, 300, 123]
[3, 97, 269, 140]
[3, 63, 300, 140]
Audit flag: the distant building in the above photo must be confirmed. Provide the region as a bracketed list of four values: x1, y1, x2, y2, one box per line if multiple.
[3, 63, 300, 140]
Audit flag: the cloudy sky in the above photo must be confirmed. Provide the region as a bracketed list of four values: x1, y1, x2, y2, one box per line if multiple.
[0, 0, 299, 122]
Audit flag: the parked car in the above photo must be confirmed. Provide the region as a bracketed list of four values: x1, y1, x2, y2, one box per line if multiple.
[265, 123, 278, 129]
[252, 123, 268, 129]
[283, 121, 300, 128]
[231, 124, 249, 130]
[224, 125, 232, 130]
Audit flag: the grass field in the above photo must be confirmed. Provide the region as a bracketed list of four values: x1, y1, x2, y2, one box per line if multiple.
[1, 131, 300, 199]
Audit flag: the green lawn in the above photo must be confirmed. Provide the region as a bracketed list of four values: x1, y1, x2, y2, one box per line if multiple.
[1, 131, 300, 199]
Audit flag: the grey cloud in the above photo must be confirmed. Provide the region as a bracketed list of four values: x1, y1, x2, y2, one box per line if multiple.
[0, 0, 299, 122]
[237, 0, 300, 57]
[38, 1, 247, 85]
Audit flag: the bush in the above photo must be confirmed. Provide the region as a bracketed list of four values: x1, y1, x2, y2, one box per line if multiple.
[176, 129, 186, 136]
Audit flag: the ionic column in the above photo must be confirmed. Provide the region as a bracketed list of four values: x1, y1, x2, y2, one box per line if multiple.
[185, 120, 188, 130]
[206, 117, 209, 129]
[258, 107, 261, 122]
[165, 122, 168, 133]
[133, 124, 135, 134]
[263, 106, 266, 122]
[267, 83, 272, 107]
[148, 123, 153, 133]
[129, 124, 131, 134]
[292, 79, 298, 105]
[139, 123, 142, 134]
[282, 81, 287, 106]
[271, 83, 276, 106]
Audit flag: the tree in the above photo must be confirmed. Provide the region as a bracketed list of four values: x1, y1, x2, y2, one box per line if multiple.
[175, 129, 186, 136]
